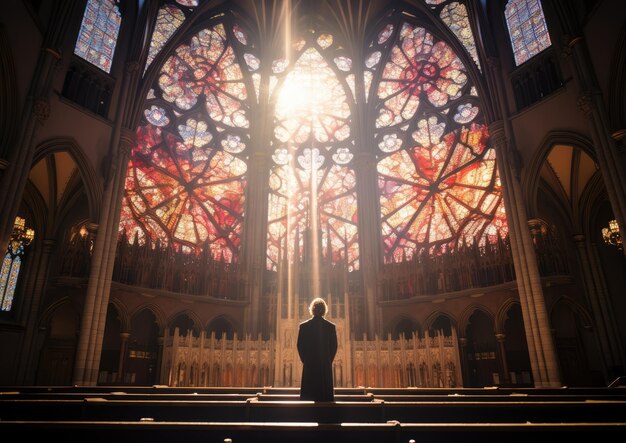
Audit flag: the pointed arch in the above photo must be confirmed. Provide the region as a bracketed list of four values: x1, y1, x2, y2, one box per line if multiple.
[523, 131, 596, 215]
[550, 295, 594, 329]
[424, 310, 457, 336]
[495, 297, 522, 334]
[206, 314, 239, 339]
[107, 297, 131, 332]
[129, 303, 167, 334]
[167, 309, 202, 335]
[385, 315, 421, 339]
[457, 303, 495, 335]
[33, 137, 103, 224]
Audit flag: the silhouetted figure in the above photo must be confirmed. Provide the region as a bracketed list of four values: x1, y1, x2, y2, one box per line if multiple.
[297, 297, 338, 402]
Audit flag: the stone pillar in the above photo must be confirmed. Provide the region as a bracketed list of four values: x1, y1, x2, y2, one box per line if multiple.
[0, 0, 77, 254]
[495, 333, 510, 385]
[240, 151, 271, 336]
[155, 335, 164, 384]
[16, 238, 57, 384]
[353, 151, 383, 338]
[573, 234, 624, 379]
[73, 128, 135, 385]
[489, 121, 561, 387]
[458, 337, 470, 387]
[116, 332, 130, 383]
[554, 0, 626, 256]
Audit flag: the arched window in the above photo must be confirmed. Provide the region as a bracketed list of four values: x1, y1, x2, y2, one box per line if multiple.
[74, 0, 122, 73]
[267, 30, 359, 272]
[119, 18, 252, 261]
[505, 0, 552, 66]
[371, 17, 507, 262]
[1, 217, 35, 312]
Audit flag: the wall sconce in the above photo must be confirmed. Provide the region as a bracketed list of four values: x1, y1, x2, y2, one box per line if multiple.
[601, 219, 623, 250]
[9, 216, 35, 253]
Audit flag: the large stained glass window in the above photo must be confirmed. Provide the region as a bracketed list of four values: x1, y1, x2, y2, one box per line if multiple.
[74, 0, 122, 73]
[267, 32, 359, 271]
[505, 0, 552, 66]
[119, 21, 252, 261]
[1, 217, 35, 312]
[372, 21, 507, 262]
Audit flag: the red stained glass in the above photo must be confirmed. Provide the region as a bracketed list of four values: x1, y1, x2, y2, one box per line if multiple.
[375, 22, 507, 261]
[120, 22, 250, 261]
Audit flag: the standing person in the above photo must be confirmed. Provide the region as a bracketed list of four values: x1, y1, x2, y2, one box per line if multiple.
[297, 297, 338, 402]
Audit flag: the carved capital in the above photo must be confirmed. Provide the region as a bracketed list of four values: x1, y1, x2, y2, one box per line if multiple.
[561, 35, 582, 59]
[32, 98, 50, 122]
[485, 56, 500, 71]
[43, 47, 62, 60]
[527, 218, 543, 234]
[487, 121, 506, 146]
[577, 93, 594, 118]
[126, 60, 141, 73]
[119, 128, 136, 157]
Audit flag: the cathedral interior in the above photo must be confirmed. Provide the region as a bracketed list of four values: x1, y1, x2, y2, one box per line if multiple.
[1, 0, 626, 395]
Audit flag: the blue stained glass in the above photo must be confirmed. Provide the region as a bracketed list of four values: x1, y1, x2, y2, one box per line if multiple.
[74, 0, 122, 73]
[505, 0, 552, 66]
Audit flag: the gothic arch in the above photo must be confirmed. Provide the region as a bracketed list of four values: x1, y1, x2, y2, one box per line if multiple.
[129, 303, 167, 335]
[167, 309, 202, 336]
[549, 295, 594, 329]
[523, 130, 596, 216]
[495, 297, 523, 334]
[424, 310, 457, 335]
[38, 296, 81, 330]
[32, 137, 103, 224]
[457, 303, 495, 337]
[386, 315, 421, 339]
[107, 298, 131, 332]
[206, 314, 240, 339]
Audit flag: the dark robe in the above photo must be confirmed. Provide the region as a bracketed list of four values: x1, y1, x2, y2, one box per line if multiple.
[297, 315, 338, 402]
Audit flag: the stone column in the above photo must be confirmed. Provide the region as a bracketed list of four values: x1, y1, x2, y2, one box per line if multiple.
[489, 121, 561, 387]
[573, 234, 624, 379]
[155, 335, 164, 384]
[458, 337, 470, 386]
[73, 128, 135, 385]
[353, 151, 382, 338]
[16, 238, 56, 384]
[555, 0, 626, 256]
[116, 332, 130, 383]
[0, 0, 77, 255]
[495, 333, 510, 385]
[240, 151, 271, 336]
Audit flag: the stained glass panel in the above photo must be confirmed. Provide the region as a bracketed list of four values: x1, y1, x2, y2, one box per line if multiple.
[144, 4, 186, 74]
[439, 2, 481, 71]
[120, 22, 250, 261]
[505, 0, 552, 66]
[267, 40, 358, 271]
[0, 227, 31, 313]
[375, 21, 507, 261]
[74, 0, 121, 73]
